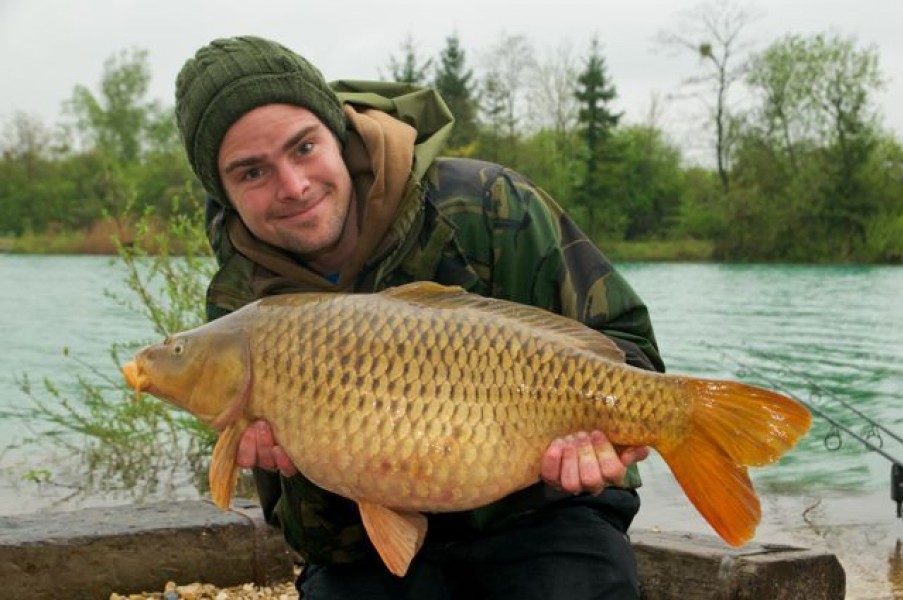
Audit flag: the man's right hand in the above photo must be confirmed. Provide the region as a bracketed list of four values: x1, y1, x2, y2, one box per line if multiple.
[236, 420, 299, 477]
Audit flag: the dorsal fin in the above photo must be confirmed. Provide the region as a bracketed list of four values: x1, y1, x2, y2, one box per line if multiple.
[256, 292, 332, 309]
[379, 282, 625, 362]
[382, 280, 466, 299]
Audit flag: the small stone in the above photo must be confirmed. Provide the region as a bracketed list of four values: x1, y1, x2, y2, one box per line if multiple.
[177, 582, 205, 599]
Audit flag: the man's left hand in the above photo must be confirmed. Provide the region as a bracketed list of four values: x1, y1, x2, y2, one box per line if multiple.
[236, 420, 298, 477]
[541, 431, 649, 494]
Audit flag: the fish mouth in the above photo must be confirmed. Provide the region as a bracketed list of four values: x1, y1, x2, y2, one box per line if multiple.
[121, 360, 150, 402]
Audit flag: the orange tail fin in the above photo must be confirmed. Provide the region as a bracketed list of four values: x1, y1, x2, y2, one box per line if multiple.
[657, 379, 811, 546]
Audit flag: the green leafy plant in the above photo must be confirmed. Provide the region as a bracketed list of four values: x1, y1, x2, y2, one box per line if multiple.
[1, 191, 222, 504]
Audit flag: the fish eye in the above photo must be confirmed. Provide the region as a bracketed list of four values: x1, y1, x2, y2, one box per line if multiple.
[173, 340, 186, 356]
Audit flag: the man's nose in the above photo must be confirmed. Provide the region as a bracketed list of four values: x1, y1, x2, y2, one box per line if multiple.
[275, 164, 310, 200]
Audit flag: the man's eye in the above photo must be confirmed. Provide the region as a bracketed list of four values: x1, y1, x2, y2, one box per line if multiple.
[241, 167, 263, 181]
[296, 141, 314, 155]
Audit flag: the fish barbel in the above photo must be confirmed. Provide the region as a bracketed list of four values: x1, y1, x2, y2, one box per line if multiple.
[121, 282, 811, 576]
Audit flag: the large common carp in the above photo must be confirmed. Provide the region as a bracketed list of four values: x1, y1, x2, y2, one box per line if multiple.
[121, 282, 811, 576]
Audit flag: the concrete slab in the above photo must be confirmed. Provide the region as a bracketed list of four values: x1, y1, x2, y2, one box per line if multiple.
[633, 530, 845, 599]
[0, 499, 293, 600]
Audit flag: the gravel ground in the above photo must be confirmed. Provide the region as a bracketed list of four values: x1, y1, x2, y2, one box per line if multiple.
[110, 574, 299, 600]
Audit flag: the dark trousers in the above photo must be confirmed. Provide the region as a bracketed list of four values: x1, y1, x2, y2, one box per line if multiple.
[297, 490, 640, 600]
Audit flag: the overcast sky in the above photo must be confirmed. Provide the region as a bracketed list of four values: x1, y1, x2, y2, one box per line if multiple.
[2, 0, 901, 160]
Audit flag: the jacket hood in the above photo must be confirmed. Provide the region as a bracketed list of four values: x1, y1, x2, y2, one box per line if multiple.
[332, 80, 454, 181]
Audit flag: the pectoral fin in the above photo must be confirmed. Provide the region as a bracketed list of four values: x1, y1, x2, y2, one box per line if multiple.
[209, 419, 249, 510]
[358, 501, 427, 577]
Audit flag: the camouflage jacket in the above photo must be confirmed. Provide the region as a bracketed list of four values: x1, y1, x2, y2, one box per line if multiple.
[203, 82, 664, 566]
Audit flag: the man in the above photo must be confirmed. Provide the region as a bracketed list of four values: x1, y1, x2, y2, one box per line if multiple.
[175, 35, 664, 599]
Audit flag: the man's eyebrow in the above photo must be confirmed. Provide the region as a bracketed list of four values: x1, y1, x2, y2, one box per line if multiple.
[281, 124, 318, 154]
[223, 154, 263, 175]
[222, 124, 320, 175]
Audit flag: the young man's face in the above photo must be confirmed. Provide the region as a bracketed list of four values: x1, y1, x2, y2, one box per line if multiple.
[218, 104, 356, 274]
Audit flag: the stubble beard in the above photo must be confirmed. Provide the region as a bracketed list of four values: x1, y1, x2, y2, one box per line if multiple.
[276, 190, 352, 264]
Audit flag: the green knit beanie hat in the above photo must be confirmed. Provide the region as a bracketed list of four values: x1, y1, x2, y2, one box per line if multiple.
[175, 35, 347, 205]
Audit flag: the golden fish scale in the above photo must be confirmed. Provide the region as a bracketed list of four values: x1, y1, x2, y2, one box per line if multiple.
[244, 295, 687, 512]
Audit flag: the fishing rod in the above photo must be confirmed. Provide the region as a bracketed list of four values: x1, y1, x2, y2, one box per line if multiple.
[710, 346, 903, 518]
[771, 361, 903, 450]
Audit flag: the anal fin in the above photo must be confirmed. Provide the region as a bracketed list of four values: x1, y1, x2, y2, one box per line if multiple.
[358, 501, 427, 577]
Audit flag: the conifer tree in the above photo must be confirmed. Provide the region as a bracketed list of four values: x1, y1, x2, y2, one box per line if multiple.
[433, 34, 478, 149]
[574, 37, 623, 239]
[386, 33, 433, 85]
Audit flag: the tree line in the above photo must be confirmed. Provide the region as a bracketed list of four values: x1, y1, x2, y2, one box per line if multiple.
[1, 4, 902, 262]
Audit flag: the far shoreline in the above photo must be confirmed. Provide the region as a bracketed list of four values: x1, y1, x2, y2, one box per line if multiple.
[2, 228, 715, 262]
[4, 231, 903, 265]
